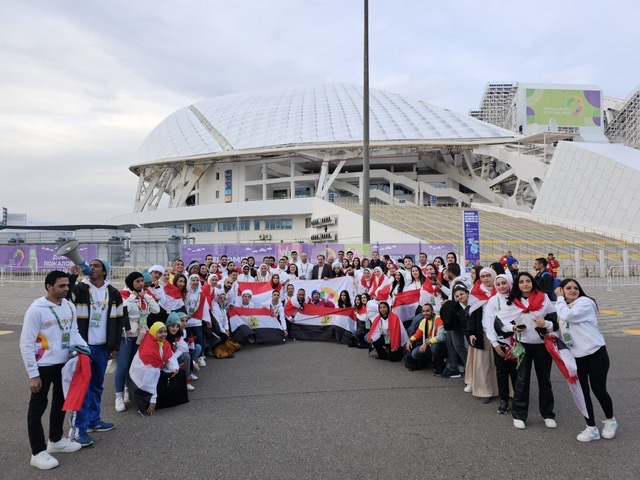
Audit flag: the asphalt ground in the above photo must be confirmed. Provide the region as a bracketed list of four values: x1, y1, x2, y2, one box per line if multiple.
[1, 283, 640, 479]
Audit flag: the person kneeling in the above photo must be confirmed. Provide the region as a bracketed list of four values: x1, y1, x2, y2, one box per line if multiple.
[404, 304, 446, 373]
[367, 302, 408, 361]
[128, 322, 188, 415]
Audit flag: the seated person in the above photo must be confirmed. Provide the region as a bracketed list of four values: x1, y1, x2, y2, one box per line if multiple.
[367, 302, 408, 361]
[128, 322, 188, 415]
[404, 304, 446, 373]
[165, 313, 200, 391]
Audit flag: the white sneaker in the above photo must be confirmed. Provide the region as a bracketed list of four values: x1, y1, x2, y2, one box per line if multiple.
[576, 426, 600, 442]
[30, 451, 59, 470]
[115, 397, 126, 412]
[187, 384, 195, 391]
[602, 417, 618, 439]
[513, 419, 526, 430]
[463, 384, 473, 393]
[544, 418, 557, 429]
[198, 357, 206, 367]
[190, 373, 198, 381]
[47, 437, 82, 453]
[123, 387, 129, 403]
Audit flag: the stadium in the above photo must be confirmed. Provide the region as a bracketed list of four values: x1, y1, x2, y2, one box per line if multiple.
[103, 83, 640, 265]
[2, 82, 640, 275]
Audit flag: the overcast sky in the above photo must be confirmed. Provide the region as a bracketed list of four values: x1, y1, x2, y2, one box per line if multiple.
[1, 0, 638, 224]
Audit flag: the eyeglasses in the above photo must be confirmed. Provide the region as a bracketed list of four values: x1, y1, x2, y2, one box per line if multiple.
[480, 274, 493, 278]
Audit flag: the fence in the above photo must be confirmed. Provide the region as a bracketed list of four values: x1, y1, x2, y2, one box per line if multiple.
[0, 265, 157, 288]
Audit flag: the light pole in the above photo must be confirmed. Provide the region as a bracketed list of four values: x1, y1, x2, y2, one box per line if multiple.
[362, 0, 371, 245]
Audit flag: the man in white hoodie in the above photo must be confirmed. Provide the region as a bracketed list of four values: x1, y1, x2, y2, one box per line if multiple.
[20, 271, 88, 470]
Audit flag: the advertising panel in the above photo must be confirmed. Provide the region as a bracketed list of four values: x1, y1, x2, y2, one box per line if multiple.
[463, 210, 480, 272]
[525, 88, 601, 128]
[0, 245, 98, 270]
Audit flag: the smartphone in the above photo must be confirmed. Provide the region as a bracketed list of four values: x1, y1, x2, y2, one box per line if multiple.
[516, 324, 527, 331]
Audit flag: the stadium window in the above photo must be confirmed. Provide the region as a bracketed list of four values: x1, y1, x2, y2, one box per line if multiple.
[216, 172, 220, 180]
[218, 220, 250, 232]
[273, 189, 289, 199]
[264, 218, 293, 230]
[305, 217, 311, 228]
[295, 187, 311, 198]
[215, 190, 220, 199]
[188, 222, 215, 233]
[254, 220, 261, 231]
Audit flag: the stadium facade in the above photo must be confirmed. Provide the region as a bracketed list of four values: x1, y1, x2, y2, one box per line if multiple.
[105, 82, 640, 244]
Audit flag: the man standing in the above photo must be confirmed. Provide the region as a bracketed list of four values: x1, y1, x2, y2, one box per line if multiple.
[311, 254, 332, 280]
[296, 252, 312, 280]
[547, 253, 560, 279]
[369, 251, 385, 271]
[283, 288, 310, 340]
[20, 271, 87, 470]
[290, 251, 299, 266]
[204, 254, 214, 270]
[417, 252, 429, 276]
[70, 259, 124, 447]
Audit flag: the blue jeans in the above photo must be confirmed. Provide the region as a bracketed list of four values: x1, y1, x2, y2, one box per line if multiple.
[189, 343, 203, 365]
[74, 344, 109, 435]
[186, 325, 204, 357]
[115, 336, 138, 394]
[411, 342, 446, 371]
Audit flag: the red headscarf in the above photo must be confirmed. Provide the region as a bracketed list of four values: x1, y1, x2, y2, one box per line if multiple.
[137, 330, 173, 369]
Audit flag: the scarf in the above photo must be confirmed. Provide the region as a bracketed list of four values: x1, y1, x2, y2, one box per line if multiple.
[164, 282, 184, 300]
[512, 290, 545, 313]
[138, 330, 173, 369]
[468, 280, 497, 314]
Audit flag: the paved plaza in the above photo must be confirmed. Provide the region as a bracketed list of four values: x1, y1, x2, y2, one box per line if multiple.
[1, 282, 639, 479]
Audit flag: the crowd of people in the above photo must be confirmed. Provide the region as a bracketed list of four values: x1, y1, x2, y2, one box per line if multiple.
[20, 248, 615, 470]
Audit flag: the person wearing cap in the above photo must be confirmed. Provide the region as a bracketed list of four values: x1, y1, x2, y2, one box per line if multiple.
[310, 289, 335, 308]
[147, 265, 169, 322]
[69, 259, 125, 447]
[165, 312, 199, 391]
[507, 256, 520, 280]
[235, 290, 256, 308]
[114, 271, 160, 413]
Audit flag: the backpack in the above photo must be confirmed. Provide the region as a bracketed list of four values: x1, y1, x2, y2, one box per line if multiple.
[541, 271, 560, 301]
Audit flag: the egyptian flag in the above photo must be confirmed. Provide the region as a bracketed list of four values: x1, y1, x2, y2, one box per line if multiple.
[164, 283, 184, 300]
[228, 307, 285, 344]
[392, 289, 421, 322]
[468, 281, 496, 314]
[290, 304, 356, 344]
[370, 275, 392, 302]
[544, 335, 589, 418]
[237, 281, 273, 306]
[61, 354, 91, 412]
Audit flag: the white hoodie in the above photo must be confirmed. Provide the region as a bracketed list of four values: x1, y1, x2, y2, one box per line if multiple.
[20, 297, 88, 379]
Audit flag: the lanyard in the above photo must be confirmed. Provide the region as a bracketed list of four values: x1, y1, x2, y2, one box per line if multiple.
[89, 288, 108, 312]
[49, 300, 75, 332]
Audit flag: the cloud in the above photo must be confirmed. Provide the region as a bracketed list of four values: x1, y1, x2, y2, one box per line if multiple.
[1, 0, 639, 224]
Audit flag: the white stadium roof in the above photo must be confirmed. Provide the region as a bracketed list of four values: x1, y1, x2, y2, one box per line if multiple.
[134, 83, 516, 165]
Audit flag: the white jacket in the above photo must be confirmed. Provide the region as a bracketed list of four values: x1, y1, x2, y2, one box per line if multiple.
[20, 297, 88, 378]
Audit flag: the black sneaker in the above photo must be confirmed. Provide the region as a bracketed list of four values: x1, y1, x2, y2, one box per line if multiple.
[440, 368, 461, 379]
[497, 399, 509, 415]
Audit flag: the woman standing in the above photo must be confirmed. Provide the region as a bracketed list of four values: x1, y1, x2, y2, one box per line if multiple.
[184, 274, 210, 368]
[115, 272, 160, 412]
[465, 267, 499, 403]
[483, 274, 518, 415]
[163, 273, 187, 314]
[555, 279, 617, 442]
[500, 272, 556, 430]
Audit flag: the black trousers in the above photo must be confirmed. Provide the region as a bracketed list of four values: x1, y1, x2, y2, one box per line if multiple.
[512, 342, 555, 422]
[27, 364, 65, 455]
[576, 346, 614, 426]
[493, 344, 518, 402]
[372, 337, 403, 362]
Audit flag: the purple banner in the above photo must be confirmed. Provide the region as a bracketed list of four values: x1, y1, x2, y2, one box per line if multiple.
[181, 243, 454, 266]
[0, 245, 98, 270]
[463, 210, 480, 272]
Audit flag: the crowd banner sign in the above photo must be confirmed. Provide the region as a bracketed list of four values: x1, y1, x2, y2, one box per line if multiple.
[463, 210, 480, 272]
